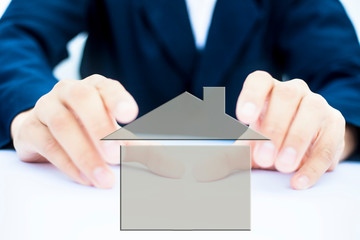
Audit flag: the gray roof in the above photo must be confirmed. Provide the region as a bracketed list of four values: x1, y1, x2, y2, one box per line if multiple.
[103, 87, 268, 140]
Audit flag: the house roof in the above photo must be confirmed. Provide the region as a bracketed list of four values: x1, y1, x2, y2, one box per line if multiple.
[102, 87, 268, 140]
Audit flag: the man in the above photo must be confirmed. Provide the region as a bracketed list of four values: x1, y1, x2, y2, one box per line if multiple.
[0, 0, 359, 189]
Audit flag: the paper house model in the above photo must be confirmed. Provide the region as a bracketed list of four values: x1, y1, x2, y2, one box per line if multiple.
[103, 87, 267, 231]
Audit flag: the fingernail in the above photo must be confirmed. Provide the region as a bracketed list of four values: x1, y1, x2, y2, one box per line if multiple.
[93, 167, 115, 188]
[240, 102, 256, 119]
[295, 175, 310, 190]
[254, 142, 275, 167]
[116, 101, 138, 123]
[276, 147, 297, 172]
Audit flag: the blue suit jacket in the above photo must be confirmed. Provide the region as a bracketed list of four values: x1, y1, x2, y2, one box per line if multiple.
[1, 0, 360, 149]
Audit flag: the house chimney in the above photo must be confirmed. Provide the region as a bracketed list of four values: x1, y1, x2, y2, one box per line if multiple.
[203, 87, 225, 113]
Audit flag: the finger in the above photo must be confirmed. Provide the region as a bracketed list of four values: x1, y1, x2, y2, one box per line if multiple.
[253, 79, 308, 168]
[274, 94, 327, 173]
[246, 121, 271, 169]
[35, 95, 115, 189]
[16, 112, 92, 186]
[327, 142, 344, 172]
[290, 111, 345, 190]
[192, 153, 232, 182]
[101, 128, 141, 165]
[13, 112, 51, 163]
[55, 79, 120, 164]
[236, 71, 275, 124]
[328, 137, 345, 171]
[34, 124, 93, 186]
[84, 74, 139, 123]
[193, 143, 250, 182]
[121, 143, 185, 179]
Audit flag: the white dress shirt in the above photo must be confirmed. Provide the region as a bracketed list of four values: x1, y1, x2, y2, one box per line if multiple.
[185, 0, 217, 50]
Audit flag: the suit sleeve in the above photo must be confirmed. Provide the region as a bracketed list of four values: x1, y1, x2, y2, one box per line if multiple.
[0, 0, 90, 148]
[275, 0, 360, 157]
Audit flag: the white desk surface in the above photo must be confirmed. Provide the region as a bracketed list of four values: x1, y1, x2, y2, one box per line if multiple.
[0, 149, 359, 240]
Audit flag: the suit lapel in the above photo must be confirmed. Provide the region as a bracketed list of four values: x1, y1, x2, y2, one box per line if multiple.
[141, 0, 197, 77]
[140, 0, 260, 91]
[192, 0, 260, 93]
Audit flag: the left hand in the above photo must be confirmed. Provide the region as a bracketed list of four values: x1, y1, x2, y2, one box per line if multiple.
[194, 71, 354, 190]
[237, 71, 347, 189]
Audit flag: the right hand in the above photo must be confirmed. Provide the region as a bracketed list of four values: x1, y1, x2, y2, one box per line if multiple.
[10, 75, 183, 188]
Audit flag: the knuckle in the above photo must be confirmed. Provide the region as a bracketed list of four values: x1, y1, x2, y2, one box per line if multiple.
[249, 70, 273, 79]
[90, 119, 114, 136]
[288, 78, 310, 95]
[83, 74, 108, 84]
[42, 138, 60, 156]
[89, 74, 103, 78]
[327, 112, 341, 127]
[106, 77, 120, 85]
[54, 79, 72, 89]
[287, 131, 309, 147]
[303, 94, 328, 111]
[318, 147, 334, 165]
[333, 109, 345, 126]
[262, 121, 286, 139]
[273, 82, 301, 99]
[106, 79, 124, 91]
[34, 94, 48, 109]
[89, 74, 106, 80]
[47, 113, 69, 131]
[290, 78, 309, 91]
[76, 150, 98, 170]
[240, 87, 262, 101]
[305, 164, 322, 178]
[321, 108, 345, 129]
[245, 70, 274, 87]
[66, 82, 96, 102]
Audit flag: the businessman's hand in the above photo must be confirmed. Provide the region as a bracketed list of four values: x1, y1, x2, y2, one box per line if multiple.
[194, 71, 356, 190]
[10, 74, 183, 188]
[237, 71, 353, 189]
